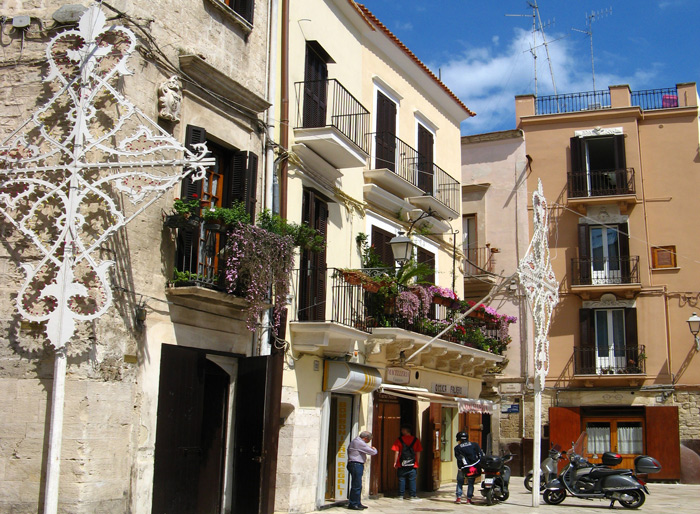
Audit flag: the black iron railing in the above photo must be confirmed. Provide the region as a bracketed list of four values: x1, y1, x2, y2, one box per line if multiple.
[294, 78, 371, 154]
[567, 168, 636, 198]
[571, 256, 640, 286]
[172, 224, 229, 291]
[536, 90, 611, 115]
[463, 245, 495, 275]
[574, 345, 646, 375]
[368, 132, 460, 213]
[631, 87, 678, 110]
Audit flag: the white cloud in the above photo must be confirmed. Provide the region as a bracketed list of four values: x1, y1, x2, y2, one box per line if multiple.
[394, 21, 413, 31]
[429, 29, 661, 134]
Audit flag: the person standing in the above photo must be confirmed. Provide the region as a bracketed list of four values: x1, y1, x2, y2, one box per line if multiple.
[391, 424, 423, 501]
[347, 431, 378, 510]
[454, 431, 483, 504]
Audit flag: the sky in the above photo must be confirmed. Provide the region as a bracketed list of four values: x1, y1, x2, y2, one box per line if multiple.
[359, 0, 700, 135]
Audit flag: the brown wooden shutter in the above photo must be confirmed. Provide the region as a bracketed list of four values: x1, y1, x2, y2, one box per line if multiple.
[644, 406, 680, 480]
[375, 92, 397, 171]
[579, 308, 594, 374]
[549, 407, 581, 473]
[570, 137, 585, 172]
[245, 152, 258, 223]
[613, 134, 626, 169]
[624, 308, 638, 367]
[417, 125, 434, 194]
[303, 43, 328, 128]
[427, 403, 441, 491]
[177, 126, 207, 275]
[183, 125, 206, 200]
[371, 226, 396, 268]
[416, 247, 435, 285]
[313, 200, 329, 321]
[578, 224, 591, 284]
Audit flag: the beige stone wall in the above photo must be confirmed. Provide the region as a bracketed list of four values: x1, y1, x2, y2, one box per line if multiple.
[676, 391, 700, 441]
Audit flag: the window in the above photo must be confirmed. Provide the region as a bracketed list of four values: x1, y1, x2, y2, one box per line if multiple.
[221, 0, 254, 24]
[651, 245, 677, 268]
[578, 308, 639, 375]
[176, 125, 257, 285]
[585, 420, 644, 457]
[577, 223, 631, 285]
[570, 134, 628, 197]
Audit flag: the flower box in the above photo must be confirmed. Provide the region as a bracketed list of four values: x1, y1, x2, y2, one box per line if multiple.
[164, 214, 201, 231]
[341, 270, 365, 286]
[433, 295, 453, 307]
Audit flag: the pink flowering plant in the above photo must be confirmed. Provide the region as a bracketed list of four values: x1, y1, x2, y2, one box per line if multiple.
[225, 223, 294, 331]
[428, 285, 458, 300]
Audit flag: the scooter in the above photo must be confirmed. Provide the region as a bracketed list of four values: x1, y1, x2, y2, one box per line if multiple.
[524, 444, 564, 492]
[480, 453, 513, 505]
[543, 432, 661, 509]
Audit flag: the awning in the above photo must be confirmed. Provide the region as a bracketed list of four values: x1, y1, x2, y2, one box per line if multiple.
[323, 361, 382, 394]
[379, 384, 494, 414]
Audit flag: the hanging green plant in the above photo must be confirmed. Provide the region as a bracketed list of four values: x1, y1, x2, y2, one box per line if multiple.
[257, 209, 326, 252]
[201, 201, 251, 227]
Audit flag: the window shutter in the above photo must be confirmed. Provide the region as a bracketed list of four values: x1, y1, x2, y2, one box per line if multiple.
[579, 308, 594, 373]
[183, 125, 206, 200]
[232, 0, 254, 24]
[177, 126, 206, 276]
[227, 151, 247, 206]
[613, 134, 626, 170]
[371, 226, 395, 268]
[570, 137, 585, 172]
[416, 247, 435, 285]
[624, 308, 638, 356]
[578, 224, 591, 285]
[618, 223, 630, 282]
[313, 201, 329, 321]
[245, 152, 258, 223]
[417, 125, 434, 194]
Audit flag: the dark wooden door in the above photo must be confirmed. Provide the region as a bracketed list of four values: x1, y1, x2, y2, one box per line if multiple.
[417, 124, 434, 194]
[152, 345, 229, 514]
[549, 406, 582, 473]
[298, 190, 328, 321]
[374, 399, 401, 494]
[644, 406, 680, 480]
[303, 44, 328, 128]
[375, 91, 396, 171]
[428, 403, 441, 491]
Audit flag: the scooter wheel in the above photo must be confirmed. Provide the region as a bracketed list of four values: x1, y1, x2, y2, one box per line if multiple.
[618, 489, 645, 509]
[524, 472, 533, 492]
[543, 489, 566, 505]
[497, 489, 509, 502]
[485, 488, 495, 505]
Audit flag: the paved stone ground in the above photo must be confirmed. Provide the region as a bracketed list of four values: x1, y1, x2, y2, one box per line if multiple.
[307, 480, 700, 514]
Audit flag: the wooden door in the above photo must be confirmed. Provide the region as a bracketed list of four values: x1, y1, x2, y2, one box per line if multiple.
[152, 346, 229, 514]
[644, 406, 680, 480]
[428, 403, 441, 491]
[549, 407, 581, 473]
[375, 92, 396, 171]
[370, 398, 401, 495]
[459, 412, 482, 450]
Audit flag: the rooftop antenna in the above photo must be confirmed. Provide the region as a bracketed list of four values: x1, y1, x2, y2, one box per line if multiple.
[506, 1, 558, 97]
[572, 8, 612, 91]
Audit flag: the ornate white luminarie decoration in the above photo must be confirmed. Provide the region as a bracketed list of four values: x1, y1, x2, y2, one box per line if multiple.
[0, 6, 213, 511]
[517, 179, 559, 507]
[0, 5, 213, 352]
[518, 179, 559, 384]
[158, 75, 182, 122]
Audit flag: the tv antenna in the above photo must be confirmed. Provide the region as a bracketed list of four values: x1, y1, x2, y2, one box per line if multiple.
[506, 1, 559, 97]
[572, 8, 612, 91]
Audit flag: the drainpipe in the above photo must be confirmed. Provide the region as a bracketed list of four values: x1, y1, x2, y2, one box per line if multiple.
[279, 0, 289, 218]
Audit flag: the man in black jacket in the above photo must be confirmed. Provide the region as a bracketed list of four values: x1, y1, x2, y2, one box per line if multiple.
[454, 431, 483, 504]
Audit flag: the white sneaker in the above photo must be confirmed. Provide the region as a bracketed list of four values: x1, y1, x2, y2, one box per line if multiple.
[409, 497, 421, 501]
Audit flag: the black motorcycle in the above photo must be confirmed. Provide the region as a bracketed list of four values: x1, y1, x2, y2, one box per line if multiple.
[543, 432, 661, 509]
[479, 453, 513, 505]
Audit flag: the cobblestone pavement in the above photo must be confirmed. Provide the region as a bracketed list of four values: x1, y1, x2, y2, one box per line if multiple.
[305, 480, 700, 514]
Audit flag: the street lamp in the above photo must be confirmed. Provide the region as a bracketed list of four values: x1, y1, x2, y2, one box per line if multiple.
[389, 231, 413, 264]
[687, 312, 700, 351]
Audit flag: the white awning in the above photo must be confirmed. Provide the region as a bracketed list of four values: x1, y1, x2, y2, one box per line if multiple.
[379, 384, 494, 414]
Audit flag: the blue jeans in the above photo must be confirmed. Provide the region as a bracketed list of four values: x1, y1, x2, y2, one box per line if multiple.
[347, 461, 364, 507]
[397, 467, 417, 498]
[456, 469, 476, 499]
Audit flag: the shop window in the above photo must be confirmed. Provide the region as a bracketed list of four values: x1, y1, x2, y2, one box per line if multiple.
[651, 245, 677, 268]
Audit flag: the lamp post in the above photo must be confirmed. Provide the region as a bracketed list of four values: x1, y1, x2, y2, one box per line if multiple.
[389, 231, 414, 264]
[687, 312, 700, 351]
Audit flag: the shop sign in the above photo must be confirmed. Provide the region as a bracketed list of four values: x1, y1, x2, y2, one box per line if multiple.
[386, 367, 410, 384]
[432, 383, 464, 396]
[335, 396, 352, 500]
[323, 361, 382, 394]
[501, 404, 520, 414]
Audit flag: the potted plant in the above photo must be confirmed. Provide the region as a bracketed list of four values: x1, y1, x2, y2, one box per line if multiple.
[164, 195, 201, 230]
[201, 202, 250, 232]
[170, 269, 206, 286]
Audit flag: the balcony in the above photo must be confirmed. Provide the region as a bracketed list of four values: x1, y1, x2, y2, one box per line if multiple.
[567, 168, 637, 213]
[293, 79, 370, 170]
[570, 256, 641, 298]
[463, 245, 499, 297]
[288, 267, 509, 361]
[574, 345, 646, 376]
[364, 132, 460, 220]
[535, 87, 679, 115]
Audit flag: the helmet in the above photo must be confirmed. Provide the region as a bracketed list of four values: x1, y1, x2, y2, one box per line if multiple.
[456, 431, 468, 442]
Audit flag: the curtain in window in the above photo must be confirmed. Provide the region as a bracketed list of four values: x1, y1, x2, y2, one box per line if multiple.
[617, 422, 643, 454]
[586, 422, 611, 454]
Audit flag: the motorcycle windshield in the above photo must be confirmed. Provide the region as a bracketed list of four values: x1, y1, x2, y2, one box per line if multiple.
[569, 432, 588, 457]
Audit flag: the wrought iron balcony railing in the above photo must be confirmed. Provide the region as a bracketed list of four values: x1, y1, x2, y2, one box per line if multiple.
[368, 132, 460, 213]
[574, 345, 646, 375]
[171, 224, 231, 292]
[571, 256, 640, 286]
[567, 168, 636, 198]
[463, 245, 495, 275]
[631, 87, 678, 110]
[536, 87, 679, 115]
[294, 78, 371, 154]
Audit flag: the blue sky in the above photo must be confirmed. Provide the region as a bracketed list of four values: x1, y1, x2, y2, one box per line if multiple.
[359, 0, 700, 135]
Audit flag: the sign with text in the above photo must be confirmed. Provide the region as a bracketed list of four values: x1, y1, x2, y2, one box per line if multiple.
[432, 383, 465, 396]
[386, 367, 410, 384]
[501, 404, 520, 414]
[335, 396, 352, 500]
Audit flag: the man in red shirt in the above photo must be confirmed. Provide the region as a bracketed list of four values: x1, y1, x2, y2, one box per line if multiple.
[391, 424, 423, 501]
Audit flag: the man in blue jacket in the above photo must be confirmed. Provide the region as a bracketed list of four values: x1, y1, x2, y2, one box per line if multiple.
[454, 431, 483, 504]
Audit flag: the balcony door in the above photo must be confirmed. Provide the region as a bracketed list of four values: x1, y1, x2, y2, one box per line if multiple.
[594, 309, 626, 372]
[375, 91, 397, 171]
[590, 226, 620, 284]
[298, 189, 328, 321]
[570, 134, 626, 196]
[303, 42, 329, 128]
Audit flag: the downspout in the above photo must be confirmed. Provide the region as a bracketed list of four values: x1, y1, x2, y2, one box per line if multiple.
[280, 0, 289, 218]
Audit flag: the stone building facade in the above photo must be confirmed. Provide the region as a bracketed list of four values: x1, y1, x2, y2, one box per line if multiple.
[0, 1, 278, 512]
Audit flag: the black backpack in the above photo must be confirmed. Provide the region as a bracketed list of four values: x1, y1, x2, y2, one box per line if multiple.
[400, 437, 417, 468]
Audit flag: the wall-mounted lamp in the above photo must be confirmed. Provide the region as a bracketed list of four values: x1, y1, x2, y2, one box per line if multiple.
[135, 302, 147, 329]
[389, 231, 413, 264]
[687, 312, 700, 351]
